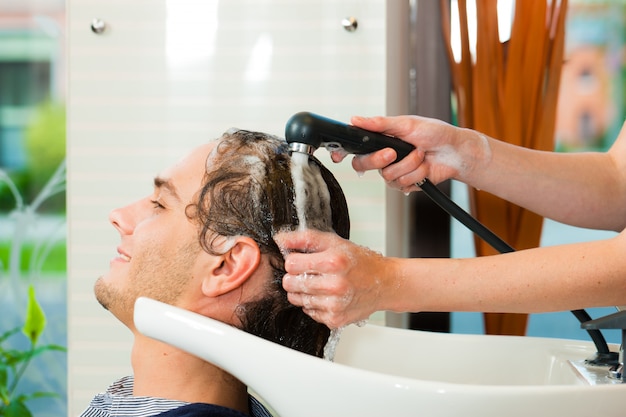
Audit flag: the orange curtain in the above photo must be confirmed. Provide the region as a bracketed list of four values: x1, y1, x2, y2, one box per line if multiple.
[440, 0, 568, 335]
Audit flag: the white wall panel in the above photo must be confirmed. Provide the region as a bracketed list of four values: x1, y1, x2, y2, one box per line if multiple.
[68, 0, 388, 414]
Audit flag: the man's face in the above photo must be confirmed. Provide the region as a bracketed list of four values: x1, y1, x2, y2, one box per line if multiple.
[94, 142, 216, 328]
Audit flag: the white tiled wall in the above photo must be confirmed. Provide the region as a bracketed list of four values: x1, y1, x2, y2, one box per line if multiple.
[68, 0, 393, 414]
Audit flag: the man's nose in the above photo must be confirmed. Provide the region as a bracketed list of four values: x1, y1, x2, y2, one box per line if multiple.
[109, 204, 135, 235]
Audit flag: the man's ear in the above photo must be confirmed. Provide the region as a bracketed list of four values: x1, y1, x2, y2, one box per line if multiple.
[201, 236, 261, 297]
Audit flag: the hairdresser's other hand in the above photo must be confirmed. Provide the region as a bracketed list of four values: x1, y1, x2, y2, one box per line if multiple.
[277, 229, 395, 329]
[335, 115, 491, 193]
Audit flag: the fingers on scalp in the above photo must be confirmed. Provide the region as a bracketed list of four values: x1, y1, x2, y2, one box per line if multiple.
[320, 252, 350, 275]
[286, 291, 303, 306]
[302, 294, 314, 309]
[291, 253, 325, 274]
[327, 315, 347, 330]
[302, 308, 324, 325]
[284, 271, 325, 293]
[304, 304, 346, 328]
[278, 229, 321, 249]
[321, 272, 349, 295]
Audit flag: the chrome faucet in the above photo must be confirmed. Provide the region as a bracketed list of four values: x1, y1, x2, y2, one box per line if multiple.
[582, 309, 626, 383]
[608, 306, 625, 380]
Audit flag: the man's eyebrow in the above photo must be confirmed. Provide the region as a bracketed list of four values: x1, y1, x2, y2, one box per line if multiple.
[153, 176, 181, 202]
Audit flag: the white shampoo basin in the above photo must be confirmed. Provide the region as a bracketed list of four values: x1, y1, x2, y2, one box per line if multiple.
[134, 297, 625, 417]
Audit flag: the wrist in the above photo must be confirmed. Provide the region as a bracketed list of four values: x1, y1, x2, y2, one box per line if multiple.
[456, 128, 492, 185]
[377, 257, 414, 313]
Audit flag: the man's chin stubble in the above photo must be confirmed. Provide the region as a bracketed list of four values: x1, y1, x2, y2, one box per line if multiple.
[93, 276, 112, 310]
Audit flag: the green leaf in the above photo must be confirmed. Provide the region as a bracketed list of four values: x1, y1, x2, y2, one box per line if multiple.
[2, 399, 32, 417]
[0, 329, 20, 345]
[20, 344, 66, 363]
[36, 344, 66, 353]
[1, 350, 29, 367]
[22, 391, 58, 400]
[0, 385, 9, 406]
[0, 366, 6, 388]
[21, 286, 46, 346]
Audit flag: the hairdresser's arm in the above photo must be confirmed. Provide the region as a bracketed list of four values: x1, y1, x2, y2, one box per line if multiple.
[280, 229, 626, 328]
[349, 116, 626, 232]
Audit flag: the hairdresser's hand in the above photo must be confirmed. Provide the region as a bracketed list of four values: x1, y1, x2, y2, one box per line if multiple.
[333, 115, 491, 193]
[277, 229, 394, 329]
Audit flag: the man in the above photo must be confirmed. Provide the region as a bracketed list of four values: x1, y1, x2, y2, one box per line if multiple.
[80, 129, 350, 417]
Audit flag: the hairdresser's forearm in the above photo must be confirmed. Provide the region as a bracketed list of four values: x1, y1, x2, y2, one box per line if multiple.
[463, 136, 626, 231]
[383, 232, 626, 314]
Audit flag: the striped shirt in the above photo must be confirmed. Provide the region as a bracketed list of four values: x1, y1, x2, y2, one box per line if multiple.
[78, 376, 273, 417]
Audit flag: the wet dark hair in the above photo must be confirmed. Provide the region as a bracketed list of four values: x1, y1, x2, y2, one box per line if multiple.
[192, 129, 349, 357]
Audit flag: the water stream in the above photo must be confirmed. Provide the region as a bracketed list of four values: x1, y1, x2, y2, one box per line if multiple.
[289, 151, 351, 362]
[290, 152, 310, 231]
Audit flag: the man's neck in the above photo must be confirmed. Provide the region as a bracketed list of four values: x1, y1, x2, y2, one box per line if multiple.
[130, 334, 249, 415]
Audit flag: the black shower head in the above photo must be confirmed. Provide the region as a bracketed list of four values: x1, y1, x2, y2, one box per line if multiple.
[285, 111, 414, 162]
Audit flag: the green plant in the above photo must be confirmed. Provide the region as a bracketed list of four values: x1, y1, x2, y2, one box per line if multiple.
[0, 241, 67, 273]
[0, 286, 66, 417]
[19, 100, 66, 214]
